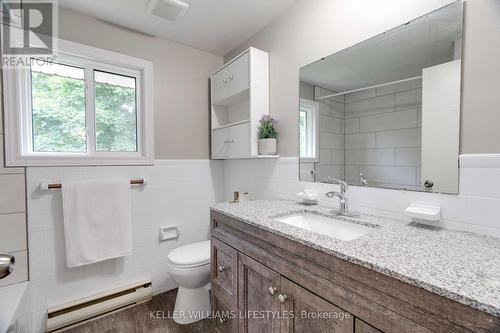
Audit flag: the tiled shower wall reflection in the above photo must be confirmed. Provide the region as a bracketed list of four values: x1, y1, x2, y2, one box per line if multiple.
[343, 79, 422, 188]
[300, 79, 422, 188]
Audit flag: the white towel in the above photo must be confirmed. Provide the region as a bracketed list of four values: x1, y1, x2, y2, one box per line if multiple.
[61, 179, 133, 267]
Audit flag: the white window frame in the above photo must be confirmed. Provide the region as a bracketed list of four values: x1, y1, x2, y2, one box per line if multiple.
[299, 98, 319, 162]
[2, 37, 154, 166]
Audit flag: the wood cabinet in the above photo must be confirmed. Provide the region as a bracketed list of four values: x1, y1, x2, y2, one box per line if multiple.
[280, 277, 354, 333]
[210, 209, 500, 333]
[211, 237, 238, 306]
[213, 295, 239, 333]
[210, 47, 272, 159]
[238, 254, 281, 332]
[355, 319, 383, 333]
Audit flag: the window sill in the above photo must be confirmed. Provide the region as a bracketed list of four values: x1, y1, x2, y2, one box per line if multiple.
[5, 155, 154, 167]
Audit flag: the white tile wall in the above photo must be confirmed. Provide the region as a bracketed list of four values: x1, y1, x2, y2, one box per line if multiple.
[359, 109, 418, 132]
[315, 165, 344, 182]
[345, 118, 360, 134]
[376, 128, 422, 148]
[0, 213, 27, 253]
[25, 160, 224, 332]
[395, 148, 421, 166]
[345, 94, 394, 116]
[0, 174, 26, 213]
[395, 88, 422, 110]
[319, 115, 342, 133]
[304, 86, 346, 182]
[224, 155, 500, 238]
[319, 132, 344, 149]
[342, 80, 422, 188]
[345, 149, 394, 166]
[359, 166, 417, 186]
[344, 88, 376, 103]
[345, 133, 376, 149]
[1, 100, 28, 290]
[377, 78, 422, 96]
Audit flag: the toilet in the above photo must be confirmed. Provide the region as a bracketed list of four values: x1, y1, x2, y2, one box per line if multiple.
[167, 240, 211, 324]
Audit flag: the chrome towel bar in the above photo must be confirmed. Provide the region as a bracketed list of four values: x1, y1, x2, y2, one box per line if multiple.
[40, 179, 147, 190]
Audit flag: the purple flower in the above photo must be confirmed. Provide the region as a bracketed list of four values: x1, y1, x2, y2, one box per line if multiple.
[259, 114, 277, 126]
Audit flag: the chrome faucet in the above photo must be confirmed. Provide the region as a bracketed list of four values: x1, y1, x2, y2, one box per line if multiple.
[325, 178, 349, 215]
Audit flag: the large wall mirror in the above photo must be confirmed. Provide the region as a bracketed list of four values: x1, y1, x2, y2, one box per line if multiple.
[299, 1, 462, 194]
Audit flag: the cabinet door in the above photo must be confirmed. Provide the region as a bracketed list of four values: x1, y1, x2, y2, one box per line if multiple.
[213, 295, 239, 333]
[228, 122, 250, 158]
[211, 237, 238, 306]
[212, 128, 229, 158]
[355, 319, 383, 333]
[238, 253, 281, 333]
[280, 277, 354, 333]
[212, 67, 229, 102]
[228, 52, 250, 96]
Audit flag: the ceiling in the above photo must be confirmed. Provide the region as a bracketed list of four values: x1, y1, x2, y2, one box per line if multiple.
[57, 0, 300, 56]
[300, 1, 462, 93]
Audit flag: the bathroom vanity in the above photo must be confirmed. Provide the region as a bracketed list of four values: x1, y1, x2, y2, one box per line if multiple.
[210, 200, 500, 333]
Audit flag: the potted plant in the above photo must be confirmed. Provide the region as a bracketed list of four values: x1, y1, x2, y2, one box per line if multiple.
[258, 115, 278, 155]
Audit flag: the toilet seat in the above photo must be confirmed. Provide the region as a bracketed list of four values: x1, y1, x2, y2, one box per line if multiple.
[168, 240, 210, 268]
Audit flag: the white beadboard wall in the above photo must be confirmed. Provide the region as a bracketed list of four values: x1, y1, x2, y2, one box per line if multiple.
[224, 155, 500, 238]
[26, 160, 224, 332]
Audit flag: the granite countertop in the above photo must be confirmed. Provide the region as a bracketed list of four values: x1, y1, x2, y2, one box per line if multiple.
[211, 200, 500, 317]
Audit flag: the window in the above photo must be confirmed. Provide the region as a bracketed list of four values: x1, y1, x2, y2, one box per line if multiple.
[299, 98, 319, 162]
[94, 71, 138, 152]
[31, 62, 87, 153]
[3, 38, 153, 166]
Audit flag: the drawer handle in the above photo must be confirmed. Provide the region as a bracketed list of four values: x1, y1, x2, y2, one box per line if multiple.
[218, 265, 225, 273]
[268, 286, 277, 296]
[278, 294, 288, 304]
[219, 317, 227, 325]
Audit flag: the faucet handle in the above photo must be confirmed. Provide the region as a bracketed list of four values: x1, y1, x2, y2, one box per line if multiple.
[327, 177, 348, 193]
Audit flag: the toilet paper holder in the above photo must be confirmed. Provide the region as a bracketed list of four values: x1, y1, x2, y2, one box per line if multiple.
[159, 225, 180, 241]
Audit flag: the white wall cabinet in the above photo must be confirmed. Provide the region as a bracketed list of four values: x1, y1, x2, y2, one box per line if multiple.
[212, 52, 249, 103]
[212, 127, 230, 158]
[212, 122, 251, 159]
[211, 47, 274, 159]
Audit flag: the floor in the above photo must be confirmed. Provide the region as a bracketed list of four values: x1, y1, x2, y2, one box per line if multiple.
[66, 289, 218, 333]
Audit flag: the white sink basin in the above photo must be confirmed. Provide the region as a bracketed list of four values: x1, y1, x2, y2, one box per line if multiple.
[276, 213, 375, 241]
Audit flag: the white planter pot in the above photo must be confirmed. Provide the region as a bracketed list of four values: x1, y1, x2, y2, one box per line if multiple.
[258, 138, 277, 155]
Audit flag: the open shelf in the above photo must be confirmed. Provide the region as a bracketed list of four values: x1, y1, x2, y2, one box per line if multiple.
[211, 96, 250, 129]
[212, 88, 250, 107]
[212, 119, 250, 131]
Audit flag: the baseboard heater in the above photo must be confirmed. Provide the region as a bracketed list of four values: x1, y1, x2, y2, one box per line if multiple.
[46, 280, 152, 332]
